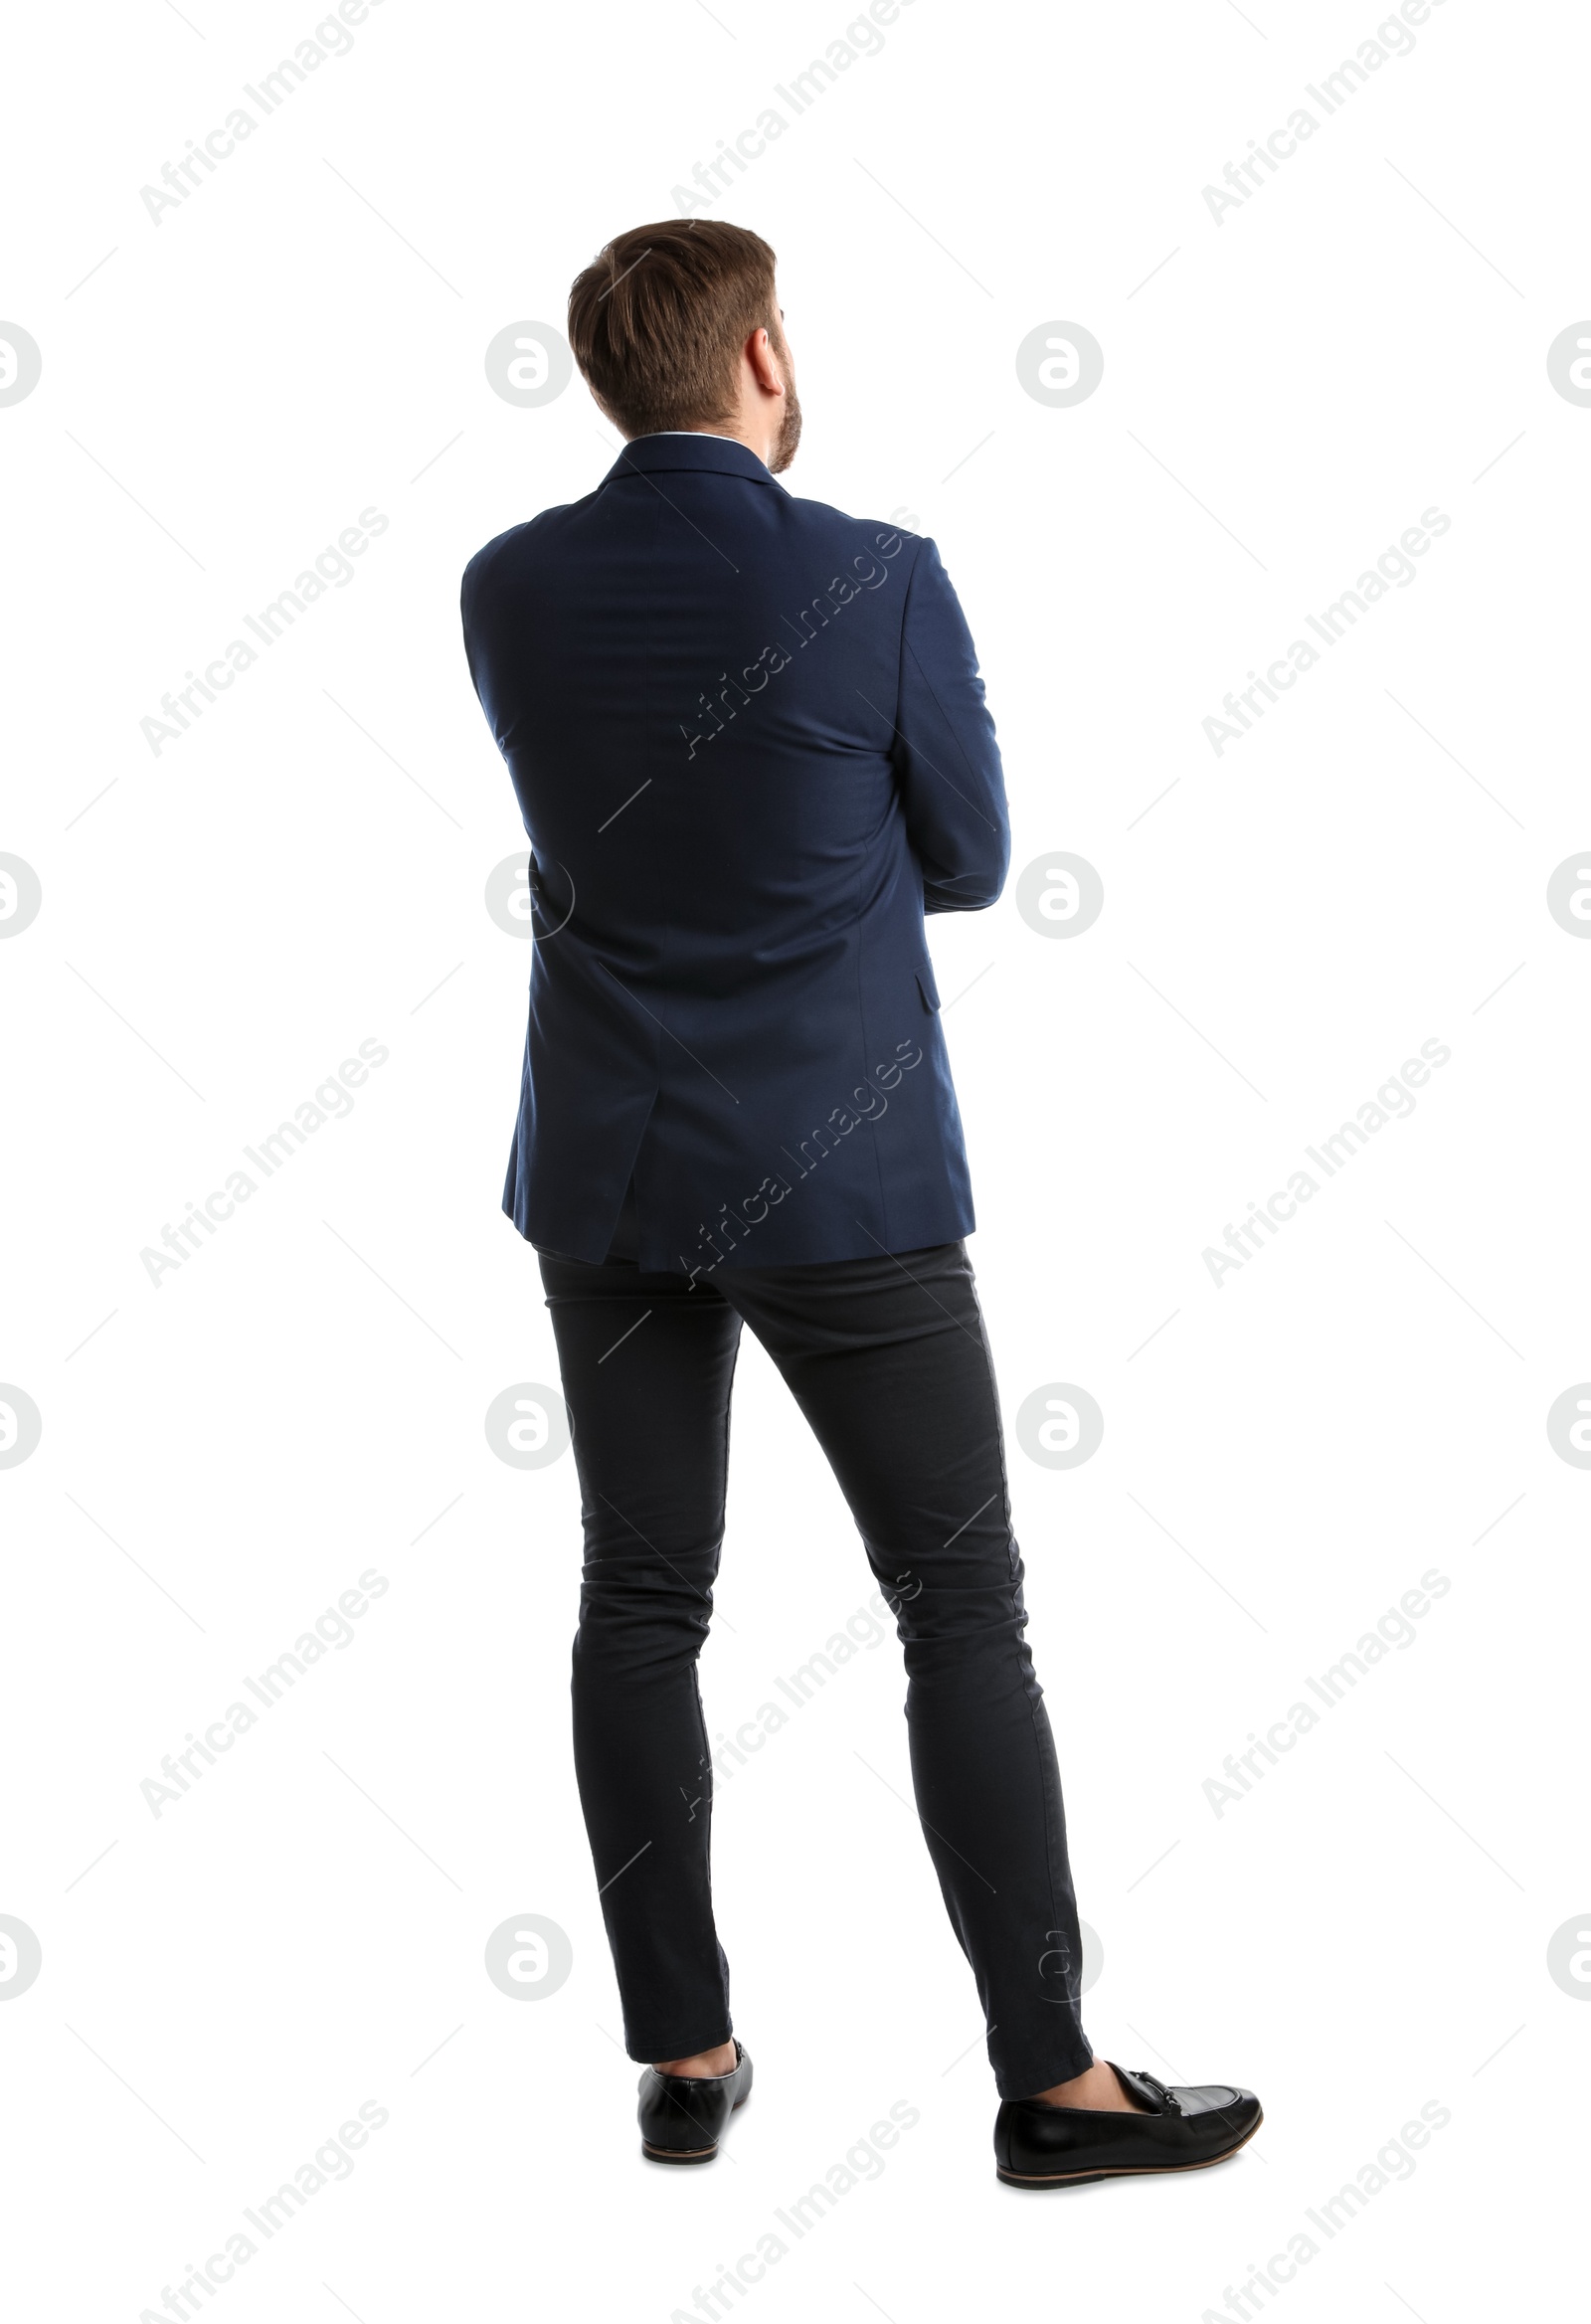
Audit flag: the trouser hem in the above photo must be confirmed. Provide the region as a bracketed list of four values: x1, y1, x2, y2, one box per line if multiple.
[994, 2036, 1096, 2102]
[626, 2021, 735, 2066]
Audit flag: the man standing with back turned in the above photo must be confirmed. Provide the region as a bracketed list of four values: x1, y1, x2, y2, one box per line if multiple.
[460, 219, 1260, 2188]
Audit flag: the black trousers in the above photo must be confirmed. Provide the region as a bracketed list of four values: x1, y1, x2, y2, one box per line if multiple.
[537, 1238, 1094, 2101]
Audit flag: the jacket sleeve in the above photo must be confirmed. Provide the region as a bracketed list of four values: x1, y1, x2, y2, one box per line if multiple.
[890, 538, 1011, 913]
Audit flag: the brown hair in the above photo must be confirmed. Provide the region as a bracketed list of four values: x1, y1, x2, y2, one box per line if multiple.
[567, 220, 781, 440]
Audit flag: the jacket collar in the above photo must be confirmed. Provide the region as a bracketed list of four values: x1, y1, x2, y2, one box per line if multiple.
[601, 432, 785, 490]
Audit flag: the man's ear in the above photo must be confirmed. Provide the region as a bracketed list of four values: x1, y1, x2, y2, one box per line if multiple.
[747, 327, 785, 396]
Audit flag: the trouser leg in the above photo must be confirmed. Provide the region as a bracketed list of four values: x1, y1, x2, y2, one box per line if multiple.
[721, 1241, 1093, 2099]
[538, 1253, 742, 2062]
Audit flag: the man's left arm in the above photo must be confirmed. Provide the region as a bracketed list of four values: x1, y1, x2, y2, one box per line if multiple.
[888, 539, 1011, 914]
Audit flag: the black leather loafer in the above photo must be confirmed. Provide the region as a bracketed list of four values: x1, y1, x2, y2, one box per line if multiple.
[994, 2061, 1261, 2189]
[637, 2041, 753, 2164]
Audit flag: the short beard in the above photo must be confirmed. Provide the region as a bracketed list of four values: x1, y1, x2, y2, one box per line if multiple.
[767, 339, 801, 472]
[768, 379, 802, 472]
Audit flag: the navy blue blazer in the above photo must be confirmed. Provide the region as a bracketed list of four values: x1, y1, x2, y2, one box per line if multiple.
[460, 432, 1010, 1275]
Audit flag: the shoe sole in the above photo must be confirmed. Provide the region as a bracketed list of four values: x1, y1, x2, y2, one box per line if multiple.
[640, 2088, 751, 2166]
[995, 2106, 1263, 2190]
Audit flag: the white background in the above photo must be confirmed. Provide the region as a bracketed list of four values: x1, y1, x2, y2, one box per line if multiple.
[2, 0, 1586, 2315]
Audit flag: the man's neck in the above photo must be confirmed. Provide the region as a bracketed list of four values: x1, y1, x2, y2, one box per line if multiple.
[632, 425, 774, 465]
